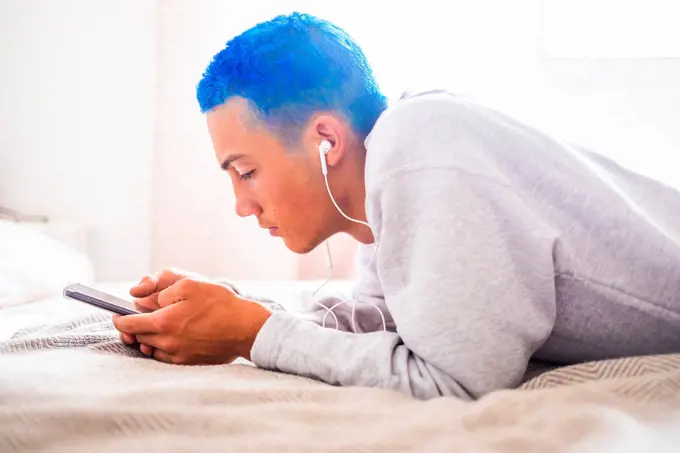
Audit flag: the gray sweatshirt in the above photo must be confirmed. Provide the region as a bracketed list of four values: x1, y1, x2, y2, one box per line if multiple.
[249, 90, 680, 400]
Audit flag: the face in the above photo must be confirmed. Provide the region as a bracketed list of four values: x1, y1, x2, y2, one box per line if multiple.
[206, 99, 337, 253]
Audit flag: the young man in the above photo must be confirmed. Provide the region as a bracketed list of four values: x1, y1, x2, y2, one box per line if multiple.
[113, 12, 680, 400]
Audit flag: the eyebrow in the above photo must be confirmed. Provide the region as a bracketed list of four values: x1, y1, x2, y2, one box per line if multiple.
[220, 154, 245, 171]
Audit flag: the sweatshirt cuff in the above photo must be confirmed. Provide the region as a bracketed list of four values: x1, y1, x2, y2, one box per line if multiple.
[249, 311, 301, 369]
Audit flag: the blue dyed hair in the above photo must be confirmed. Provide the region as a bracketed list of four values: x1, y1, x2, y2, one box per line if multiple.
[196, 12, 387, 143]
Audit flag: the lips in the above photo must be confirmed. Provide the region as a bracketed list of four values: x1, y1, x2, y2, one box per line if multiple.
[259, 220, 280, 237]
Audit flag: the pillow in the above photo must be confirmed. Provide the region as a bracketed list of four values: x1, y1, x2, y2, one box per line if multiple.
[0, 220, 94, 308]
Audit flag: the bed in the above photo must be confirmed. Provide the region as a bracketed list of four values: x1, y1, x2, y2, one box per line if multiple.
[2, 221, 680, 452]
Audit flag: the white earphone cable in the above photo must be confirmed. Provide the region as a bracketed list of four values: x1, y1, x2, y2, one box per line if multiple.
[323, 175, 371, 230]
[313, 141, 387, 333]
[310, 241, 340, 329]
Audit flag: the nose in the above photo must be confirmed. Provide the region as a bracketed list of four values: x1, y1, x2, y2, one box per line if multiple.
[234, 194, 262, 218]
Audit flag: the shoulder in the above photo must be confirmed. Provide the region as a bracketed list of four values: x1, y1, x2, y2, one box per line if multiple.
[363, 90, 508, 190]
[365, 90, 479, 142]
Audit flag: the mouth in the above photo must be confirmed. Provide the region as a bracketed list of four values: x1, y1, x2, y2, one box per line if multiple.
[260, 224, 279, 236]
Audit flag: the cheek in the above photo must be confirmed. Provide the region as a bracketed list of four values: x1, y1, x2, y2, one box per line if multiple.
[270, 181, 306, 211]
[259, 158, 323, 219]
[269, 175, 319, 217]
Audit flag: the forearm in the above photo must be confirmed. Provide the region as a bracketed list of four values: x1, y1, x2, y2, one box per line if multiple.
[236, 299, 273, 362]
[250, 311, 470, 399]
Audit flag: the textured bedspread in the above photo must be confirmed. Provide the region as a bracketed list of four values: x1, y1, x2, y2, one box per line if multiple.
[2, 313, 680, 453]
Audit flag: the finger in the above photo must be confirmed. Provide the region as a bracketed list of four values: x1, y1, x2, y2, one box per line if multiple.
[129, 275, 156, 298]
[130, 268, 187, 298]
[135, 334, 178, 353]
[133, 293, 161, 311]
[119, 332, 136, 345]
[154, 268, 191, 292]
[112, 312, 160, 335]
[157, 278, 198, 309]
[152, 349, 174, 364]
[140, 343, 155, 357]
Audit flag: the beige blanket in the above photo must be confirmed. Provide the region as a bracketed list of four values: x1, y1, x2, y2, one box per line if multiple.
[2, 314, 680, 453]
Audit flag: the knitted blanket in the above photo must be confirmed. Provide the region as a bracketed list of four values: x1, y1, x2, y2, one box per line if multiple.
[2, 313, 680, 453]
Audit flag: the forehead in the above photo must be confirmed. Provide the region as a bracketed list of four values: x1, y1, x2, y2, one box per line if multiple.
[206, 98, 261, 155]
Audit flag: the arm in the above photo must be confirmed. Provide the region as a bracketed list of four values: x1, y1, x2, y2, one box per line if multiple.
[250, 168, 558, 400]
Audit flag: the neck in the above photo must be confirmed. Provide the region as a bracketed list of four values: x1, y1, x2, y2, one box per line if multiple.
[333, 147, 373, 244]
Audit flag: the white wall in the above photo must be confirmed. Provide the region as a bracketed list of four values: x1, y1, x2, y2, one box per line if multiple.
[0, 0, 157, 281]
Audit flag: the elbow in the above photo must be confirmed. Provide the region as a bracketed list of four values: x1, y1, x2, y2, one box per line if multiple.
[458, 360, 528, 399]
[404, 356, 526, 401]
[401, 360, 477, 401]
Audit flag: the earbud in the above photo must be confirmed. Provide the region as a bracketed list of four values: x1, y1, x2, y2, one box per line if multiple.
[319, 140, 332, 175]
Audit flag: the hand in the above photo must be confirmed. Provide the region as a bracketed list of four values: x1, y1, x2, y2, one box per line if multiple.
[131, 267, 207, 311]
[119, 268, 206, 355]
[112, 278, 272, 365]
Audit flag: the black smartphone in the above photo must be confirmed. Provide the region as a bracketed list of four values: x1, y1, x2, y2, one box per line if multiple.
[63, 283, 149, 316]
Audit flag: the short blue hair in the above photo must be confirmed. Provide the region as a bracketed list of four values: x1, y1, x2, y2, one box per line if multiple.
[196, 12, 387, 142]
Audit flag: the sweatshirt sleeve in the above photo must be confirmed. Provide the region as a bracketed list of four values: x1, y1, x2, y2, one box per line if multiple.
[250, 166, 558, 400]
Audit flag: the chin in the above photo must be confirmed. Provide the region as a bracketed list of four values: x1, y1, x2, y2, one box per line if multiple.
[283, 236, 321, 255]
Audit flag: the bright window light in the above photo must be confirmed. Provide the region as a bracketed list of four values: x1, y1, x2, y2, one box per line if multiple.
[540, 0, 680, 59]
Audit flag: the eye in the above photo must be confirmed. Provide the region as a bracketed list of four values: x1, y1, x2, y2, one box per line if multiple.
[239, 170, 255, 181]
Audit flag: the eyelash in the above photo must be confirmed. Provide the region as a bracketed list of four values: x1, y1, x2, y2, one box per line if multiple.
[239, 170, 255, 181]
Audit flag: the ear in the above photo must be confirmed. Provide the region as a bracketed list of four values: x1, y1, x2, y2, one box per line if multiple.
[303, 114, 350, 169]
